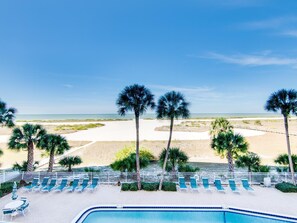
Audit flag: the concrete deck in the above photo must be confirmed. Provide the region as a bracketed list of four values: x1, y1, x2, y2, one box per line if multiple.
[0, 186, 296, 223]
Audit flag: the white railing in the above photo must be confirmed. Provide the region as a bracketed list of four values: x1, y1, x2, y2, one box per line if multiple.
[1, 170, 296, 186]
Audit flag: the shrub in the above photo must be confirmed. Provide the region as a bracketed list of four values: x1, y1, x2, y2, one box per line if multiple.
[159, 148, 189, 172]
[142, 182, 158, 191]
[162, 182, 177, 191]
[84, 167, 100, 172]
[121, 183, 131, 191]
[0, 182, 20, 198]
[129, 183, 138, 191]
[254, 120, 262, 126]
[178, 164, 200, 172]
[275, 182, 297, 193]
[256, 165, 270, 172]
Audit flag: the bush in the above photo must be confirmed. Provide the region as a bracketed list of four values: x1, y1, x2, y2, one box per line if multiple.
[142, 182, 158, 191]
[129, 183, 138, 191]
[162, 182, 177, 191]
[178, 164, 200, 172]
[121, 183, 131, 191]
[275, 182, 297, 193]
[0, 182, 20, 198]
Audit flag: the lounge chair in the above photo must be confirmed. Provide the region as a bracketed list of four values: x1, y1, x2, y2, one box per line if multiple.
[87, 177, 99, 191]
[17, 201, 30, 216]
[202, 178, 211, 190]
[242, 179, 254, 191]
[214, 179, 225, 192]
[190, 177, 199, 191]
[54, 178, 68, 192]
[2, 209, 16, 221]
[34, 177, 49, 191]
[229, 179, 240, 193]
[42, 178, 57, 192]
[24, 178, 39, 191]
[67, 178, 79, 192]
[178, 177, 187, 191]
[76, 178, 89, 192]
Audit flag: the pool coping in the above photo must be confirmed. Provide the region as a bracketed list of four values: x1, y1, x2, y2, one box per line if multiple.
[71, 205, 297, 223]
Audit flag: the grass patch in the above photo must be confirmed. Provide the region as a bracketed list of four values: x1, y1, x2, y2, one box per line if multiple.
[275, 182, 297, 193]
[55, 123, 104, 131]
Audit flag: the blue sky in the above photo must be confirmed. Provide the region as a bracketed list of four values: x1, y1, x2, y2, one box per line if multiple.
[0, 0, 297, 114]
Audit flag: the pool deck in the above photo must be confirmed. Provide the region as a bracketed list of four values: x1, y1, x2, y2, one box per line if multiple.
[0, 185, 296, 223]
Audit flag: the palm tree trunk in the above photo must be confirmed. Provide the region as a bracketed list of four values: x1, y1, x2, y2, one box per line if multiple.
[135, 115, 141, 190]
[68, 165, 72, 172]
[227, 149, 234, 175]
[27, 141, 34, 172]
[159, 117, 174, 190]
[48, 149, 55, 172]
[284, 116, 296, 184]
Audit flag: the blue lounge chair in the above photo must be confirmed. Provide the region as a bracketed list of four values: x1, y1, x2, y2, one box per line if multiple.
[87, 177, 99, 191]
[190, 177, 199, 191]
[2, 209, 16, 221]
[76, 178, 89, 192]
[24, 178, 39, 191]
[67, 178, 79, 192]
[242, 179, 254, 191]
[34, 177, 49, 191]
[214, 179, 225, 192]
[202, 178, 211, 190]
[229, 179, 240, 193]
[55, 178, 68, 192]
[178, 177, 187, 191]
[17, 201, 30, 216]
[42, 179, 57, 192]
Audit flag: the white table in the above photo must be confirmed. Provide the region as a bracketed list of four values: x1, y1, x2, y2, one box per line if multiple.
[4, 200, 24, 210]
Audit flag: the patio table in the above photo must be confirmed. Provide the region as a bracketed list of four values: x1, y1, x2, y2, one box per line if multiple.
[4, 200, 24, 210]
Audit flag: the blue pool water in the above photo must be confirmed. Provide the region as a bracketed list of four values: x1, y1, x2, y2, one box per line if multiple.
[77, 209, 297, 223]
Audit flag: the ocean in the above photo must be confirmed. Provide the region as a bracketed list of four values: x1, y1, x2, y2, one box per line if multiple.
[15, 113, 280, 121]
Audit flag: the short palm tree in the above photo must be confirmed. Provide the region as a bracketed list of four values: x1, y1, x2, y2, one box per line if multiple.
[211, 131, 248, 173]
[265, 89, 297, 184]
[156, 91, 190, 190]
[159, 147, 188, 172]
[235, 152, 261, 172]
[275, 154, 297, 172]
[8, 124, 47, 171]
[210, 117, 233, 138]
[116, 84, 155, 190]
[0, 99, 16, 128]
[39, 134, 70, 172]
[59, 156, 82, 172]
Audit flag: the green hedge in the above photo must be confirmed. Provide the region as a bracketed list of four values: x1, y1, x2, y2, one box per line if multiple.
[275, 182, 297, 193]
[0, 182, 20, 198]
[121, 182, 176, 191]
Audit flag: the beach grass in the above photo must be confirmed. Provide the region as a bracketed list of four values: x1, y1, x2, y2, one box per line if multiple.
[54, 123, 105, 131]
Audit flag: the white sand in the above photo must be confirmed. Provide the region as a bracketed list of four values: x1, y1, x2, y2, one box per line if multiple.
[63, 119, 265, 142]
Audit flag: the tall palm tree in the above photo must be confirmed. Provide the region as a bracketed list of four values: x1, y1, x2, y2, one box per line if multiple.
[210, 117, 233, 138]
[116, 84, 155, 189]
[156, 91, 189, 190]
[8, 124, 47, 171]
[265, 89, 297, 184]
[0, 99, 16, 128]
[39, 134, 70, 172]
[211, 131, 248, 173]
[59, 156, 82, 172]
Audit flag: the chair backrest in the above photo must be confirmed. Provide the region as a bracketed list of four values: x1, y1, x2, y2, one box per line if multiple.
[3, 209, 14, 214]
[242, 179, 249, 187]
[202, 178, 209, 186]
[60, 179, 68, 187]
[72, 178, 79, 187]
[32, 178, 39, 186]
[190, 177, 197, 187]
[49, 179, 57, 187]
[179, 177, 186, 185]
[215, 179, 222, 187]
[82, 178, 89, 186]
[229, 179, 236, 188]
[41, 177, 49, 186]
[92, 178, 99, 186]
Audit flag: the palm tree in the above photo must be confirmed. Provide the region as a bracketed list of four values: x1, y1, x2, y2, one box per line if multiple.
[210, 117, 233, 138]
[211, 131, 248, 173]
[0, 99, 16, 128]
[275, 154, 297, 172]
[59, 156, 82, 172]
[39, 134, 70, 172]
[265, 89, 297, 184]
[8, 124, 47, 171]
[116, 84, 155, 190]
[159, 147, 188, 172]
[235, 152, 261, 172]
[156, 91, 190, 190]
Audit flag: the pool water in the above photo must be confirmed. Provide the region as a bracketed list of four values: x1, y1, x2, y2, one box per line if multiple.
[80, 210, 296, 223]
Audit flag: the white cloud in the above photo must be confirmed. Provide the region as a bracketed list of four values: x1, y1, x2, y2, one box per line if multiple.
[63, 84, 73, 88]
[204, 52, 297, 67]
[242, 16, 297, 30]
[281, 30, 297, 37]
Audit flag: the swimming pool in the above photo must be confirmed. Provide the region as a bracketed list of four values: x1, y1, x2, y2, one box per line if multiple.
[72, 206, 297, 223]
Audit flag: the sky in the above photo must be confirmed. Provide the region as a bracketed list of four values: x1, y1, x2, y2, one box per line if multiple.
[0, 0, 297, 114]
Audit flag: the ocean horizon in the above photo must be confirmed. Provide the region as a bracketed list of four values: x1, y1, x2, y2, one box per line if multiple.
[15, 113, 281, 121]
